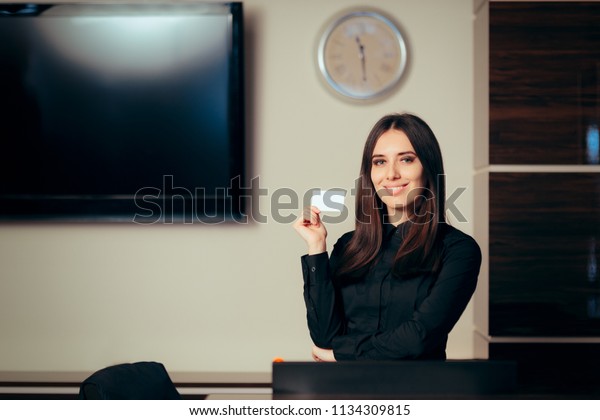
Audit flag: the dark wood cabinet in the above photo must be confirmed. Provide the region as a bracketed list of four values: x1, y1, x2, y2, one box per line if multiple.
[489, 342, 600, 396]
[490, 2, 600, 165]
[483, 1, 600, 396]
[489, 172, 600, 336]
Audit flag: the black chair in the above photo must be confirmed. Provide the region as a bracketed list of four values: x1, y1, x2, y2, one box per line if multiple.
[79, 361, 181, 400]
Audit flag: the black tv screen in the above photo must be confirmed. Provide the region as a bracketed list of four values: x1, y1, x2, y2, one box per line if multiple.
[0, 3, 245, 223]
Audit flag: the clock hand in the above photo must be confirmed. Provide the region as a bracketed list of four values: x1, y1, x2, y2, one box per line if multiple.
[355, 36, 367, 82]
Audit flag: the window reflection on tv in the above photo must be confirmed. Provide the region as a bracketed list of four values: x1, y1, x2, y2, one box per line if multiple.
[0, 3, 245, 223]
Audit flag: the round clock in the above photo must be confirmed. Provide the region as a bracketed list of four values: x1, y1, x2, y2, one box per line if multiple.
[317, 9, 408, 102]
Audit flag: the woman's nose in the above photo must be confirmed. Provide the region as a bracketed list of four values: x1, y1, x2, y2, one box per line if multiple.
[386, 162, 401, 179]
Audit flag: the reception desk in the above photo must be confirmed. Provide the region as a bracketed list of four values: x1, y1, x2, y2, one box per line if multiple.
[272, 360, 517, 399]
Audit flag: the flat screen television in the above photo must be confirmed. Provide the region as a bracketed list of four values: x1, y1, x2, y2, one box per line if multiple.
[0, 2, 245, 223]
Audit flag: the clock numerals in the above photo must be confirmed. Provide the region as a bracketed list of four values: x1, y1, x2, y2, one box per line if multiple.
[380, 62, 393, 74]
[334, 63, 347, 77]
[382, 50, 396, 59]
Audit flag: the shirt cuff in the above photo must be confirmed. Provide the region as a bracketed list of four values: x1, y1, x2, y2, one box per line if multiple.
[301, 252, 329, 285]
[332, 333, 375, 361]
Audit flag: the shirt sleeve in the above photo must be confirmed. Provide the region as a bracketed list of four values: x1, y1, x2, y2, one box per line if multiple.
[331, 234, 482, 360]
[301, 239, 347, 348]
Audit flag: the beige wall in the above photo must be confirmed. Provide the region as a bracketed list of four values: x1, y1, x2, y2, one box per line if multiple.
[0, 0, 476, 374]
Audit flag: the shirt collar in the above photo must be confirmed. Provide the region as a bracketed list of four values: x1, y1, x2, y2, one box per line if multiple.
[383, 220, 410, 241]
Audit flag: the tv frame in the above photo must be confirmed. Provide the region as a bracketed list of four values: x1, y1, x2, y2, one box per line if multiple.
[0, 2, 246, 224]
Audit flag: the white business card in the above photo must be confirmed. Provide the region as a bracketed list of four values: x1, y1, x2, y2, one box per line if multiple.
[310, 189, 346, 213]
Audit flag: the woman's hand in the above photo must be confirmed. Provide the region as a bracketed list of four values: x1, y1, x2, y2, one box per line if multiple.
[293, 206, 327, 255]
[312, 345, 336, 362]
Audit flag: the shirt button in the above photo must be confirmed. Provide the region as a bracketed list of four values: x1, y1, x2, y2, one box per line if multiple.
[311, 267, 316, 272]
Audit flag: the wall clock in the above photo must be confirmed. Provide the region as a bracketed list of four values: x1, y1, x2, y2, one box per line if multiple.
[317, 9, 408, 102]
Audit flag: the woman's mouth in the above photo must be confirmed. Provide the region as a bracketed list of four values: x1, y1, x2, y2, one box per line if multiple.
[384, 184, 409, 196]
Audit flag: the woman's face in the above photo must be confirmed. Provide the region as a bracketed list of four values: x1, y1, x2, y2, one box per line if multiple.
[370, 129, 425, 224]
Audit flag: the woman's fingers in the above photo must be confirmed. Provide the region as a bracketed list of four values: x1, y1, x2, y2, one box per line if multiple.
[312, 345, 322, 362]
[294, 207, 327, 253]
[302, 206, 321, 226]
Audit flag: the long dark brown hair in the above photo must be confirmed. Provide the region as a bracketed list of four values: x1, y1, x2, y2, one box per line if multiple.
[335, 113, 446, 279]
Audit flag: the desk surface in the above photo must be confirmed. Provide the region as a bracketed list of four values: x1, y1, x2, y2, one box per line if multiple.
[0, 370, 271, 385]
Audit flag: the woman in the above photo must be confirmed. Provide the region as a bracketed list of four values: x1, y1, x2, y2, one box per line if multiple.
[293, 113, 481, 362]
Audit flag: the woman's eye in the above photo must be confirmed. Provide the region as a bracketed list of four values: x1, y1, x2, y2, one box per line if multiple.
[400, 156, 415, 163]
[373, 159, 385, 166]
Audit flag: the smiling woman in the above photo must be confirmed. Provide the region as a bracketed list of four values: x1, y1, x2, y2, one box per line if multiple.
[370, 129, 425, 225]
[293, 113, 482, 362]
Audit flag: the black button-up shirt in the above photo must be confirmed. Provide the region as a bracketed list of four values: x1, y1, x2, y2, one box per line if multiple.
[301, 223, 481, 361]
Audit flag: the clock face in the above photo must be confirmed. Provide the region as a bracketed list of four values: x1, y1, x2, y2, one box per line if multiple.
[317, 11, 407, 101]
